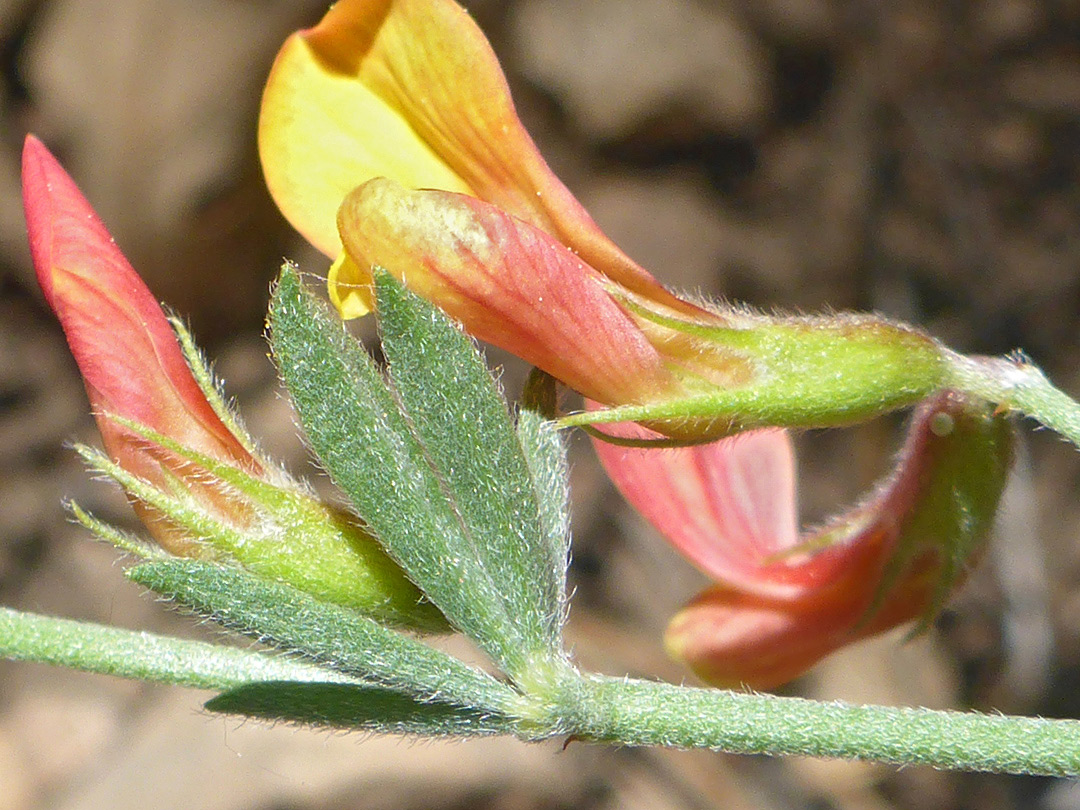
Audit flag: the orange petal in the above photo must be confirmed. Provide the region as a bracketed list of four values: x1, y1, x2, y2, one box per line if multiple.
[22, 135, 254, 472]
[260, 0, 688, 310]
[338, 177, 680, 406]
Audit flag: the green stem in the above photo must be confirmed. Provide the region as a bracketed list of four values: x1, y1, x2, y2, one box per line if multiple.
[6, 605, 1080, 774]
[0, 607, 353, 690]
[559, 674, 1080, 776]
[949, 352, 1080, 449]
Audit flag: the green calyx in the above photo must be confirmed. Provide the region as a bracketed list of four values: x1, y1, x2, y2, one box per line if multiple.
[564, 306, 948, 438]
[565, 298, 1080, 462]
[75, 414, 446, 635]
[877, 392, 1015, 632]
[793, 391, 1016, 635]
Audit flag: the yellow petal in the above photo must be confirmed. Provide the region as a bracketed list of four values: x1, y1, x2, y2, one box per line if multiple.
[261, 0, 690, 311]
[260, 2, 470, 257]
[327, 251, 373, 319]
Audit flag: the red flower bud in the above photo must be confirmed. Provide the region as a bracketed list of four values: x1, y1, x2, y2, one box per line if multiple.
[22, 135, 444, 630]
[23, 135, 259, 554]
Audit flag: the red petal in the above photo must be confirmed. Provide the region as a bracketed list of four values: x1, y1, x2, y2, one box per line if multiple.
[22, 135, 253, 469]
[635, 392, 1012, 688]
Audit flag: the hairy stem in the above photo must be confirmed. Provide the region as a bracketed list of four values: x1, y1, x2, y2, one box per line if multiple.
[556, 673, 1080, 776]
[949, 352, 1080, 449]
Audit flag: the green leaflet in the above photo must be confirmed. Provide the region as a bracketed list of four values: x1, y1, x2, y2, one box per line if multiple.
[373, 271, 568, 661]
[127, 559, 518, 715]
[0, 606, 354, 690]
[267, 264, 569, 679]
[514, 407, 570, 628]
[206, 681, 516, 736]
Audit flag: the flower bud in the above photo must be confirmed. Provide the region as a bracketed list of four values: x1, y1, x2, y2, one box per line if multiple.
[22, 135, 444, 631]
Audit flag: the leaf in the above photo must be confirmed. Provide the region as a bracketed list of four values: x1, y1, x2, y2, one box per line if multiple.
[373, 270, 567, 662]
[206, 681, 517, 736]
[0, 606, 355, 691]
[515, 407, 571, 628]
[268, 264, 560, 677]
[127, 559, 517, 715]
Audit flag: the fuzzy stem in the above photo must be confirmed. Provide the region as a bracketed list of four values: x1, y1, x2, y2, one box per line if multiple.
[556, 674, 1080, 776]
[949, 352, 1080, 449]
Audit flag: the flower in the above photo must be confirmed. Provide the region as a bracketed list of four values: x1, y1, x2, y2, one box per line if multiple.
[257, 0, 1020, 681]
[259, 0, 682, 311]
[591, 392, 1015, 689]
[22, 135, 444, 631]
[259, 0, 953, 441]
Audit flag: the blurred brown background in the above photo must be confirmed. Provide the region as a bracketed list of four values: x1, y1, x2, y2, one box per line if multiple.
[2, 0, 1080, 808]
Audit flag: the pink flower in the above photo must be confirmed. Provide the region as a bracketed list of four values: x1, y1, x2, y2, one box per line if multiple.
[593, 392, 1014, 689]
